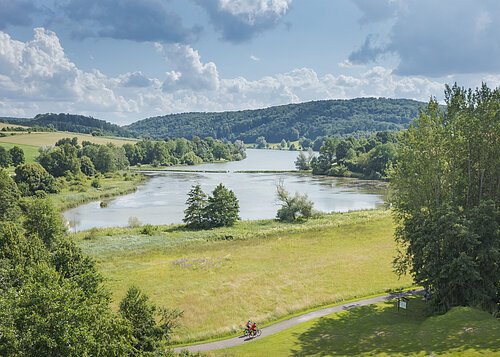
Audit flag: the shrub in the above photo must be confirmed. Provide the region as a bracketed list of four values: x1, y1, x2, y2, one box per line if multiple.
[141, 224, 157, 236]
[128, 216, 141, 228]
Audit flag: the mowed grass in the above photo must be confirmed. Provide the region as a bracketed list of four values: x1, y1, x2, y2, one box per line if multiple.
[76, 210, 414, 343]
[0, 131, 136, 147]
[215, 297, 500, 357]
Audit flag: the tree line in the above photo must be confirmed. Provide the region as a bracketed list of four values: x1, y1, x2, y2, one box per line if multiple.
[126, 98, 424, 142]
[6, 136, 244, 198]
[295, 131, 398, 180]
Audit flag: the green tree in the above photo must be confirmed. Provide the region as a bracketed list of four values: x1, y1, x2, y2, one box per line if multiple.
[0, 146, 11, 168]
[183, 184, 208, 229]
[280, 139, 287, 150]
[14, 163, 59, 196]
[119, 286, 182, 353]
[23, 198, 67, 249]
[391, 84, 500, 312]
[79, 155, 96, 176]
[9, 146, 25, 166]
[295, 148, 315, 170]
[0, 170, 21, 222]
[204, 184, 240, 227]
[275, 182, 314, 222]
[255, 136, 268, 149]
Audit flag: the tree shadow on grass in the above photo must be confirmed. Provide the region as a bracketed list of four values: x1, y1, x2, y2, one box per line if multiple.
[290, 299, 500, 356]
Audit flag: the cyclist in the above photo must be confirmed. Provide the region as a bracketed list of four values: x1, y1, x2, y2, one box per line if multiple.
[251, 321, 257, 336]
[244, 320, 252, 334]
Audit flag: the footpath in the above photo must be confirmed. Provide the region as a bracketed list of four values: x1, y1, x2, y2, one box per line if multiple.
[174, 289, 421, 353]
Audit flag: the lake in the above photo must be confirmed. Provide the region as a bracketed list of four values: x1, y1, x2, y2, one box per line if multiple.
[64, 149, 387, 231]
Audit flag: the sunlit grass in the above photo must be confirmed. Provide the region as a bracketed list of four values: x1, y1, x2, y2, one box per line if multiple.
[214, 297, 500, 356]
[0, 131, 136, 147]
[0, 142, 39, 173]
[76, 210, 414, 343]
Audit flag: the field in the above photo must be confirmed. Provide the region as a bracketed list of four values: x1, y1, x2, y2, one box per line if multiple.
[0, 122, 28, 129]
[0, 131, 136, 147]
[0, 142, 39, 163]
[76, 210, 414, 343]
[214, 297, 500, 356]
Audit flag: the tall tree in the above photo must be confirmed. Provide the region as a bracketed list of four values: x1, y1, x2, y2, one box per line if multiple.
[183, 184, 208, 228]
[204, 184, 240, 227]
[9, 146, 25, 167]
[0, 147, 11, 168]
[391, 84, 500, 312]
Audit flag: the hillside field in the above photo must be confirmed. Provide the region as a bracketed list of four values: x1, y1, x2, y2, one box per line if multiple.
[0, 131, 136, 147]
[76, 210, 414, 343]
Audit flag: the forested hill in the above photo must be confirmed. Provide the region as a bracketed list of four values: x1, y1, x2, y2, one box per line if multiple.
[126, 98, 424, 142]
[30, 113, 135, 138]
[0, 113, 135, 138]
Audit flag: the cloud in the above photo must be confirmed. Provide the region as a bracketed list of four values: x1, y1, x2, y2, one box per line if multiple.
[0, 28, 136, 117]
[119, 71, 159, 88]
[161, 44, 220, 91]
[56, 0, 200, 43]
[194, 0, 292, 43]
[250, 55, 260, 61]
[0, 0, 40, 29]
[349, 0, 500, 76]
[0, 28, 451, 124]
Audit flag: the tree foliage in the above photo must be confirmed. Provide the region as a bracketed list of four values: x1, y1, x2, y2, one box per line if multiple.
[14, 163, 59, 196]
[9, 146, 25, 166]
[126, 98, 424, 142]
[183, 184, 208, 229]
[183, 183, 240, 229]
[275, 182, 314, 222]
[390, 84, 500, 312]
[119, 286, 183, 353]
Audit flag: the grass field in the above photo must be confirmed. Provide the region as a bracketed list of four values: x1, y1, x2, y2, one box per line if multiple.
[0, 122, 28, 129]
[76, 210, 414, 343]
[214, 297, 500, 356]
[0, 131, 136, 147]
[0, 142, 39, 162]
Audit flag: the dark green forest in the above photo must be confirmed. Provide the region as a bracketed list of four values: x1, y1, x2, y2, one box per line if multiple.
[32, 113, 135, 137]
[126, 98, 424, 141]
[1, 113, 135, 138]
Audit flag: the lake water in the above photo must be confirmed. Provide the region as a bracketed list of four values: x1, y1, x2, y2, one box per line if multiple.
[64, 149, 387, 231]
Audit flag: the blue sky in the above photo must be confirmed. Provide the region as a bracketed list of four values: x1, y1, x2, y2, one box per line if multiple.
[0, 0, 499, 124]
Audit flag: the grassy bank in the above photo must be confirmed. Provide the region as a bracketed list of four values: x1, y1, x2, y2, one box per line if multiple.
[215, 297, 500, 356]
[50, 172, 146, 211]
[75, 209, 413, 343]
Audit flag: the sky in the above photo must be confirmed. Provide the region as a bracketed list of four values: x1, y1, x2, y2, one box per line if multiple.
[1, 0, 499, 124]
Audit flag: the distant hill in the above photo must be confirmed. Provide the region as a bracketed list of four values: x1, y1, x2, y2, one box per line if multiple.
[2, 113, 135, 138]
[126, 98, 425, 142]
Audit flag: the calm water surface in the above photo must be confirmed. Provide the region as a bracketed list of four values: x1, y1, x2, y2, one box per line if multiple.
[64, 149, 386, 231]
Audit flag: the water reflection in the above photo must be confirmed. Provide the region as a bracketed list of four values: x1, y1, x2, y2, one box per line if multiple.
[64, 150, 387, 231]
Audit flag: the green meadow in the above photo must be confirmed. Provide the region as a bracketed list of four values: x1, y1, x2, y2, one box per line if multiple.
[75, 210, 414, 343]
[214, 297, 500, 356]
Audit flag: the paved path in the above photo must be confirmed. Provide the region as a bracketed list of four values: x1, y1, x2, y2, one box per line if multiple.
[174, 290, 422, 353]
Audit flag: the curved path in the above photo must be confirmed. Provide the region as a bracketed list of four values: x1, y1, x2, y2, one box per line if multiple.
[174, 289, 422, 353]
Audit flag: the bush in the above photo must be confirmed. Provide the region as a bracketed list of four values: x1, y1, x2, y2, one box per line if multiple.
[128, 216, 141, 228]
[91, 179, 101, 189]
[276, 182, 314, 222]
[141, 224, 158, 236]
